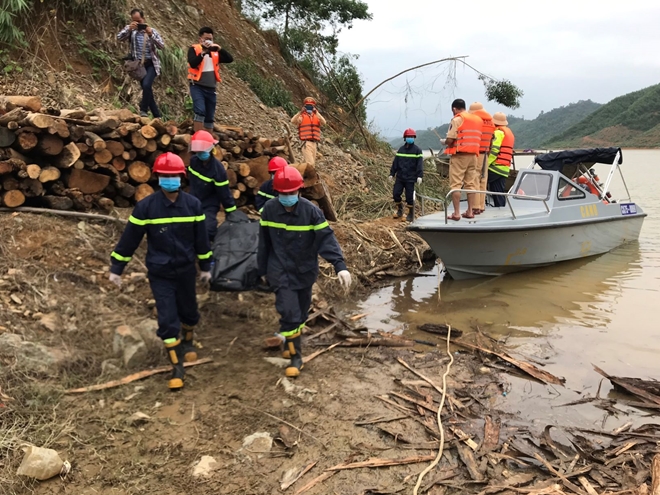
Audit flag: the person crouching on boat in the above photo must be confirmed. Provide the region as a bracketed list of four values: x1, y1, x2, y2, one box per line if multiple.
[389, 128, 423, 222]
[487, 113, 515, 207]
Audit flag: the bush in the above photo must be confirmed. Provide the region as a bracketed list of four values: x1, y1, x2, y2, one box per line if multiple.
[231, 58, 297, 115]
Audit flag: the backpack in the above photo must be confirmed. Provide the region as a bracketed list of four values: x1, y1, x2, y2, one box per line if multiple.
[210, 211, 260, 291]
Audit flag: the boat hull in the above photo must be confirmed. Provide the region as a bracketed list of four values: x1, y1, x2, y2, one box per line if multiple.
[416, 216, 645, 280]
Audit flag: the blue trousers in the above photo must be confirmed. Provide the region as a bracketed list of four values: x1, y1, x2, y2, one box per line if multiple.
[275, 286, 313, 336]
[487, 173, 507, 207]
[140, 60, 161, 118]
[190, 84, 217, 129]
[204, 205, 219, 242]
[149, 270, 199, 341]
[393, 180, 415, 206]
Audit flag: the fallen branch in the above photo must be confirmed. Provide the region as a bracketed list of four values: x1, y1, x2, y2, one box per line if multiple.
[303, 342, 341, 364]
[65, 358, 213, 393]
[281, 461, 317, 491]
[293, 471, 336, 495]
[340, 337, 414, 348]
[362, 263, 396, 278]
[241, 405, 325, 447]
[304, 322, 339, 342]
[533, 453, 587, 495]
[0, 206, 126, 224]
[593, 365, 660, 407]
[327, 455, 435, 471]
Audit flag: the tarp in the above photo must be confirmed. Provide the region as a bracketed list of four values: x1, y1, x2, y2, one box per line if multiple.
[534, 148, 623, 171]
[210, 211, 261, 292]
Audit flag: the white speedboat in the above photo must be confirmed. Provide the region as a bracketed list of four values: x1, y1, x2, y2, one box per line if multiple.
[409, 148, 646, 280]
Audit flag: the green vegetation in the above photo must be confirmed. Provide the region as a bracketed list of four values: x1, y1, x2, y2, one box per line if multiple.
[508, 100, 602, 149]
[231, 58, 298, 115]
[73, 34, 116, 77]
[159, 45, 188, 88]
[546, 84, 660, 147]
[479, 76, 524, 109]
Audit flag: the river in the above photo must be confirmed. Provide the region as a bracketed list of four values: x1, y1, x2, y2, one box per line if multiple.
[353, 149, 660, 428]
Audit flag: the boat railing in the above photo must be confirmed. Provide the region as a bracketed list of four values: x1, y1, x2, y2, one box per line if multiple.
[417, 190, 550, 224]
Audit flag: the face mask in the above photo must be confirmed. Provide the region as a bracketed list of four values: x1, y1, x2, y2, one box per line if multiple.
[405, 137, 415, 145]
[159, 177, 181, 192]
[278, 194, 299, 207]
[202, 39, 213, 47]
[305, 105, 314, 113]
[197, 151, 210, 161]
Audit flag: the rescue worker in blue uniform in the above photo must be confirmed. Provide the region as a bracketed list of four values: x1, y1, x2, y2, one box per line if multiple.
[255, 156, 287, 213]
[109, 152, 212, 391]
[389, 128, 424, 222]
[187, 130, 237, 242]
[258, 166, 352, 377]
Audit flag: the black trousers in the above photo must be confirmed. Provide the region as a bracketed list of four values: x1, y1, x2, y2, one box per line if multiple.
[149, 270, 200, 341]
[487, 173, 507, 207]
[203, 205, 219, 242]
[393, 180, 415, 206]
[275, 286, 313, 337]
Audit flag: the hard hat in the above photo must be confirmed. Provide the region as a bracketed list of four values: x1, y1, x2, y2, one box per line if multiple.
[268, 156, 288, 173]
[469, 102, 484, 113]
[190, 130, 218, 152]
[492, 112, 509, 126]
[403, 128, 416, 138]
[273, 166, 304, 193]
[153, 152, 186, 175]
[303, 97, 316, 106]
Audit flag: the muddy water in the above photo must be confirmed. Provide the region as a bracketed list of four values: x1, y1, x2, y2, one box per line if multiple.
[353, 149, 660, 428]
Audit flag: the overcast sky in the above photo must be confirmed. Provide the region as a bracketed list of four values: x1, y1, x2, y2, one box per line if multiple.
[337, 0, 660, 138]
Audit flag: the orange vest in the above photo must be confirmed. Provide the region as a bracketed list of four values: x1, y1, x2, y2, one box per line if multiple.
[472, 109, 494, 155]
[494, 126, 514, 167]
[187, 44, 221, 82]
[298, 112, 321, 142]
[445, 112, 482, 155]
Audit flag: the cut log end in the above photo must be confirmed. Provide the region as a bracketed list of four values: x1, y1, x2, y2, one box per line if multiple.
[2, 190, 26, 208]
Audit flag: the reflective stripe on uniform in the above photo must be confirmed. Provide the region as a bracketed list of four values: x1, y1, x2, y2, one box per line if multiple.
[260, 220, 329, 231]
[129, 214, 206, 226]
[395, 153, 424, 158]
[258, 190, 276, 199]
[187, 166, 229, 187]
[197, 251, 213, 260]
[225, 205, 237, 213]
[280, 325, 304, 338]
[111, 251, 132, 262]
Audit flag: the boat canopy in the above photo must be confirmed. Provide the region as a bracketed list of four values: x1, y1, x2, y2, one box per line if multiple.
[534, 148, 623, 171]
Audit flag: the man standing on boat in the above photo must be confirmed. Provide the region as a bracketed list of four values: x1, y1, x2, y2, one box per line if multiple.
[389, 128, 424, 222]
[444, 99, 483, 220]
[468, 102, 495, 215]
[487, 113, 515, 207]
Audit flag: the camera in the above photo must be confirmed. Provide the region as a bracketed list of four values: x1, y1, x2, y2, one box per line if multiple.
[209, 45, 219, 52]
[137, 23, 147, 31]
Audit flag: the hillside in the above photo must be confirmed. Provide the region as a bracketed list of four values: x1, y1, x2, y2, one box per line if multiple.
[391, 99, 600, 150]
[508, 100, 601, 149]
[546, 83, 660, 148]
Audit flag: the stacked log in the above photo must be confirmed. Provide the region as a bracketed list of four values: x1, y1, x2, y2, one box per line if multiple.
[0, 96, 335, 219]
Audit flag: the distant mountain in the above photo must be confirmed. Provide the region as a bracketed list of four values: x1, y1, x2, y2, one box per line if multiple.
[390, 100, 601, 151]
[508, 100, 602, 149]
[545, 84, 660, 148]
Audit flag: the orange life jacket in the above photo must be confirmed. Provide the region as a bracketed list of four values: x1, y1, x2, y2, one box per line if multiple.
[472, 109, 494, 155]
[445, 112, 482, 155]
[187, 44, 221, 83]
[298, 112, 321, 142]
[494, 126, 514, 167]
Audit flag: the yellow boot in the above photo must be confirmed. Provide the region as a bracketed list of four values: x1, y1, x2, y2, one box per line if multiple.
[181, 323, 197, 362]
[285, 334, 303, 378]
[164, 339, 185, 391]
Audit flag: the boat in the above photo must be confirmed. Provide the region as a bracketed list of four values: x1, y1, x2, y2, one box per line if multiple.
[409, 147, 646, 280]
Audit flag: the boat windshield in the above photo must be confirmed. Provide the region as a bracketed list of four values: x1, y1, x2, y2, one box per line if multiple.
[557, 178, 587, 201]
[513, 171, 552, 200]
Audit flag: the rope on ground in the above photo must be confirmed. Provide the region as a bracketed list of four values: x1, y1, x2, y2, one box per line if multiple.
[413, 324, 453, 495]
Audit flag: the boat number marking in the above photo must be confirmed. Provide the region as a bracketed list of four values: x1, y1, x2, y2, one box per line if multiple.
[580, 241, 592, 254]
[580, 204, 599, 218]
[504, 247, 527, 266]
[620, 203, 637, 216]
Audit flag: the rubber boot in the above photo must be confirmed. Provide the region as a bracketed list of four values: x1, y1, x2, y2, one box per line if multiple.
[284, 335, 303, 378]
[193, 121, 204, 132]
[393, 202, 403, 219]
[406, 204, 415, 222]
[181, 323, 197, 363]
[281, 343, 291, 360]
[164, 339, 185, 391]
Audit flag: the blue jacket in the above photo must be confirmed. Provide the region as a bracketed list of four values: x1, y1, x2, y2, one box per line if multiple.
[390, 143, 424, 182]
[110, 190, 212, 278]
[258, 197, 347, 290]
[255, 178, 278, 212]
[187, 155, 236, 215]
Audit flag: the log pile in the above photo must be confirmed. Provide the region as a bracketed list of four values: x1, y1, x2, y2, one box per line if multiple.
[0, 96, 335, 219]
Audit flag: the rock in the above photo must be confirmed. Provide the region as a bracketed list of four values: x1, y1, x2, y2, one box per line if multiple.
[39, 312, 60, 332]
[101, 358, 122, 376]
[185, 5, 200, 19]
[113, 325, 147, 369]
[126, 411, 151, 426]
[129, 272, 146, 283]
[192, 456, 218, 478]
[16, 446, 64, 480]
[0, 333, 69, 373]
[281, 377, 317, 403]
[242, 432, 273, 453]
[263, 357, 290, 368]
[135, 319, 161, 348]
[10, 294, 22, 305]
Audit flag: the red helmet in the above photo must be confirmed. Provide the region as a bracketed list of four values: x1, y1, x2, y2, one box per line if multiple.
[273, 166, 304, 193]
[403, 128, 416, 138]
[268, 156, 288, 173]
[190, 130, 217, 152]
[153, 152, 186, 175]
[303, 97, 316, 106]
